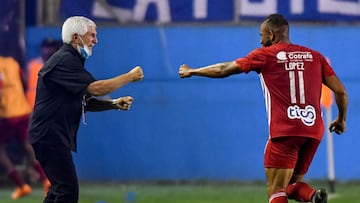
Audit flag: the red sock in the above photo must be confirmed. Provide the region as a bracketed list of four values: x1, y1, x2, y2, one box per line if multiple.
[8, 169, 25, 187]
[33, 162, 47, 181]
[269, 191, 288, 203]
[286, 182, 315, 202]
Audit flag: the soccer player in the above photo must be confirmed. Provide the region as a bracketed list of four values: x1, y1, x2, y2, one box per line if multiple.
[26, 38, 62, 108]
[29, 16, 144, 203]
[179, 14, 347, 203]
[0, 29, 50, 200]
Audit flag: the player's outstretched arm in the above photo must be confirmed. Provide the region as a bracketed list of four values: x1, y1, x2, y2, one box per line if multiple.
[324, 75, 348, 134]
[85, 96, 133, 112]
[87, 66, 144, 96]
[179, 61, 242, 78]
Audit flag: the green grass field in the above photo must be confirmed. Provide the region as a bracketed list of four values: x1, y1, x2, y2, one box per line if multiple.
[1, 181, 359, 203]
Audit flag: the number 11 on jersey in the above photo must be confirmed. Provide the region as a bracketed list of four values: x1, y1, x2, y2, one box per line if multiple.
[288, 70, 305, 104]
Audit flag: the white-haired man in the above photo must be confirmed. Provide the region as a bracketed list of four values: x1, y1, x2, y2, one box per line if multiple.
[29, 16, 144, 203]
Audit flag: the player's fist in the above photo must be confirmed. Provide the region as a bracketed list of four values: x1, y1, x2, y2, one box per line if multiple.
[179, 64, 192, 78]
[113, 96, 133, 110]
[329, 118, 346, 134]
[128, 66, 144, 82]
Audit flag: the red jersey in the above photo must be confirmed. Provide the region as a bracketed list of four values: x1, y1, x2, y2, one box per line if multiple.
[236, 43, 335, 140]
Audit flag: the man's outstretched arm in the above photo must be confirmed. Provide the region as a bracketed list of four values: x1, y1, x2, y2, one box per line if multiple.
[85, 96, 133, 112]
[179, 61, 242, 78]
[87, 66, 143, 96]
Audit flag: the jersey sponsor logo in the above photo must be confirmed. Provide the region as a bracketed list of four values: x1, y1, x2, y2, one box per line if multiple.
[288, 52, 313, 61]
[276, 51, 313, 62]
[287, 105, 316, 126]
[276, 51, 287, 60]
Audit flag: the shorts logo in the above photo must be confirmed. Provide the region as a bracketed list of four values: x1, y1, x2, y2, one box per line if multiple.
[287, 105, 316, 126]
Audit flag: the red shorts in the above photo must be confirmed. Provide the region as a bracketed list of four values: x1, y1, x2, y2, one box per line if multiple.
[264, 136, 320, 175]
[0, 114, 30, 143]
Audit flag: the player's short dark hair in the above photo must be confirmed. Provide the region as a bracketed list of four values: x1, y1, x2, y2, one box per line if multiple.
[264, 14, 289, 27]
[263, 14, 289, 35]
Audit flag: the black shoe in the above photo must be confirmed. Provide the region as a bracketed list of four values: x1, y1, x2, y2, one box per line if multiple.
[312, 188, 328, 203]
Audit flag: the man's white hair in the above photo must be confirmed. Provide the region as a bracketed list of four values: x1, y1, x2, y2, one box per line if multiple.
[61, 16, 96, 44]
